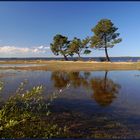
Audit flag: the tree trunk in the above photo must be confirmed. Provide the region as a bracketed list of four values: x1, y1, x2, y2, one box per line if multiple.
[105, 47, 110, 61]
[63, 54, 68, 61]
[77, 53, 81, 58]
[104, 35, 110, 62]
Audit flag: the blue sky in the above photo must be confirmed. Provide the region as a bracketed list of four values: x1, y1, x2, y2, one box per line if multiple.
[0, 2, 140, 57]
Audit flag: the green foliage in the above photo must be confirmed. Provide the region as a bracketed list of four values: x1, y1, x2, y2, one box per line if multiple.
[91, 19, 122, 61]
[91, 19, 122, 48]
[0, 81, 3, 92]
[84, 50, 91, 55]
[68, 37, 91, 58]
[50, 34, 91, 60]
[68, 37, 82, 57]
[50, 34, 70, 60]
[50, 19, 122, 61]
[0, 81, 67, 138]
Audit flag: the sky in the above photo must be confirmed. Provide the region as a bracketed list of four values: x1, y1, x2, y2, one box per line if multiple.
[0, 2, 140, 58]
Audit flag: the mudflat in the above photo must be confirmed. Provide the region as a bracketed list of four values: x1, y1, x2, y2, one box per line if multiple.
[0, 60, 140, 71]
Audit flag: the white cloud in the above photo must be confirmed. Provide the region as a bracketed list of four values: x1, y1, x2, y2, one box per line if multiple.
[0, 45, 51, 57]
[38, 46, 44, 49]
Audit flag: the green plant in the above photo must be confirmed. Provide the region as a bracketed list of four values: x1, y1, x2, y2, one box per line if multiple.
[0, 81, 67, 138]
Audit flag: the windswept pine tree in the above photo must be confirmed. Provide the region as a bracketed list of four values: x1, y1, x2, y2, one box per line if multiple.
[50, 34, 70, 61]
[69, 37, 91, 58]
[90, 19, 122, 61]
[50, 35, 91, 60]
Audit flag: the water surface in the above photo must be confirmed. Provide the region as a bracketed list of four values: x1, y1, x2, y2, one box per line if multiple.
[0, 69, 140, 138]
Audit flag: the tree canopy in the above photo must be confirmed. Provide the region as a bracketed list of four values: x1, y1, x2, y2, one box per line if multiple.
[50, 19, 122, 61]
[50, 34, 70, 60]
[68, 37, 91, 58]
[90, 19, 122, 61]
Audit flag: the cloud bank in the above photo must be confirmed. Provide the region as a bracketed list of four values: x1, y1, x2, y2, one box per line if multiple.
[0, 45, 51, 57]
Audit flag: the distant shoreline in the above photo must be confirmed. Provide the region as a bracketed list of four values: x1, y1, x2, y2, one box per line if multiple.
[0, 60, 140, 71]
[0, 56, 140, 62]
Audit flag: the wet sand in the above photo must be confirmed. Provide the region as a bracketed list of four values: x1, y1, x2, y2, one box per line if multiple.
[0, 60, 140, 71]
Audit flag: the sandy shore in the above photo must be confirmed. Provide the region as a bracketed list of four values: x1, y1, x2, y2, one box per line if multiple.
[0, 60, 140, 71]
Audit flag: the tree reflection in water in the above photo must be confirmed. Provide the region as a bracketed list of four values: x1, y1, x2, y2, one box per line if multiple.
[0, 72, 135, 138]
[51, 71, 90, 89]
[51, 71, 121, 106]
[49, 71, 126, 138]
[90, 71, 121, 107]
[51, 72, 70, 89]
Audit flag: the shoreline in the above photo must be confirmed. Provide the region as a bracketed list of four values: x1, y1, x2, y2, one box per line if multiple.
[0, 60, 140, 71]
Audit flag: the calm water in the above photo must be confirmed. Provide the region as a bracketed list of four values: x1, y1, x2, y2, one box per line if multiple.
[0, 64, 46, 67]
[0, 68, 140, 138]
[0, 56, 140, 62]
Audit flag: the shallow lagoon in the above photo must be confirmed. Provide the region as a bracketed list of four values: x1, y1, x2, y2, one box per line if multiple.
[0, 68, 140, 138]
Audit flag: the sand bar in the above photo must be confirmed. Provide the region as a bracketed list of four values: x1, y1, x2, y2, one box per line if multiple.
[0, 60, 140, 71]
